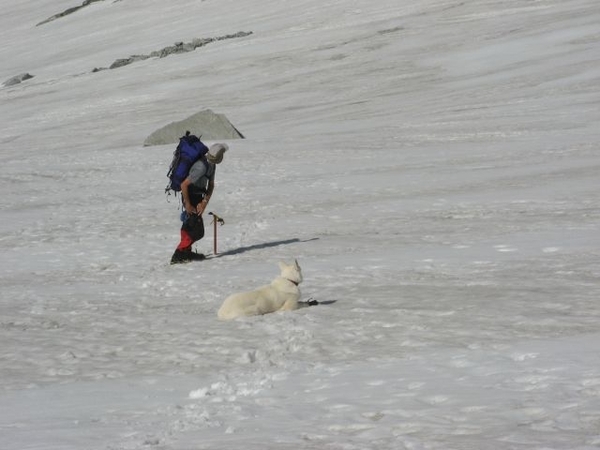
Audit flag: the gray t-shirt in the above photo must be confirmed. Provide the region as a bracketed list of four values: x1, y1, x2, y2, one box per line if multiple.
[186, 158, 215, 205]
[188, 158, 215, 190]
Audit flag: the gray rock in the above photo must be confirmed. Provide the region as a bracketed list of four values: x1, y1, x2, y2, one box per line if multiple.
[37, 0, 105, 26]
[3, 73, 34, 87]
[99, 32, 251, 72]
[109, 55, 149, 70]
[144, 110, 245, 146]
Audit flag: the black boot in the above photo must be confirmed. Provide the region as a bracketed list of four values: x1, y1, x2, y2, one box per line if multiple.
[170, 249, 205, 264]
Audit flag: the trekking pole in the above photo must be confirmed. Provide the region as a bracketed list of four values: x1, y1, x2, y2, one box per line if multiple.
[208, 212, 225, 255]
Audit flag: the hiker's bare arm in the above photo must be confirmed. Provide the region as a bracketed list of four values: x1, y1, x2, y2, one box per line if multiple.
[196, 177, 215, 215]
[180, 178, 195, 215]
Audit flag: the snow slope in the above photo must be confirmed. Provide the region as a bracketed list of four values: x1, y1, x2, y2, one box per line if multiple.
[1, 0, 599, 449]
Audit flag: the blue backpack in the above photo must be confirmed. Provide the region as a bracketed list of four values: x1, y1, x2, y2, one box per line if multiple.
[165, 132, 209, 194]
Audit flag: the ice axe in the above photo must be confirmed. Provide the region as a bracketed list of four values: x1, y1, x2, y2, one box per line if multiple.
[208, 212, 224, 255]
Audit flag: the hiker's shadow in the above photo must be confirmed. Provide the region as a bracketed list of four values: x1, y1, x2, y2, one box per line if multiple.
[215, 237, 319, 257]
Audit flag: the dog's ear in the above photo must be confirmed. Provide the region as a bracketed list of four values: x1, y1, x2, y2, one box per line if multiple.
[279, 261, 288, 272]
[294, 259, 300, 270]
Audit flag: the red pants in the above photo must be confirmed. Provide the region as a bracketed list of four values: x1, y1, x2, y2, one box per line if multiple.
[176, 214, 205, 251]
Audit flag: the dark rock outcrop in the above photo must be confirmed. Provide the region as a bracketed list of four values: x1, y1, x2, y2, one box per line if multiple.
[37, 0, 105, 26]
[92, 32, 252, 72]
[3, 73, 34, 87]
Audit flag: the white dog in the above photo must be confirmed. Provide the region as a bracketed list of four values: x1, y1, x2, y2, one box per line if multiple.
[217, 259, 306, 320]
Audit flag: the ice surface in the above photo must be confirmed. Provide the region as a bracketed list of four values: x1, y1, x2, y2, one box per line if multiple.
[1, 0, 599, 449]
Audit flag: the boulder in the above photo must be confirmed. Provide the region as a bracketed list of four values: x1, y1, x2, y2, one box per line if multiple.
[144, 109, 244, 146]
[3, 73, 34, 87]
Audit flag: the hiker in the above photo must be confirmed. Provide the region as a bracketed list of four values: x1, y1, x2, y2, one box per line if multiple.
[170, 143, 228, 264]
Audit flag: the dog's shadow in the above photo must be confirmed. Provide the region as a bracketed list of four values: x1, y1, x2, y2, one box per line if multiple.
[298, 299, 337, 309]
[318, 300, 337, 305]
[214, 237, 319, 257]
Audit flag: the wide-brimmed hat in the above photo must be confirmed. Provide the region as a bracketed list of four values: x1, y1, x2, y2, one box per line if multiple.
[206, 143, 228, 164]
